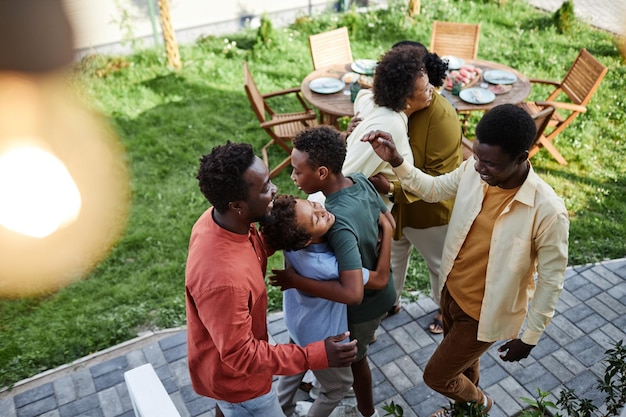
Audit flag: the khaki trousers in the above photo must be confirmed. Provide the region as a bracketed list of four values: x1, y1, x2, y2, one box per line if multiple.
[277, 366, 353, 417]
[391, 224, 448, 306]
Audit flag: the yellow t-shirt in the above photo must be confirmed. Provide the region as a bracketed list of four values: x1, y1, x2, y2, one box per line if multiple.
[446, 184, 520, 320]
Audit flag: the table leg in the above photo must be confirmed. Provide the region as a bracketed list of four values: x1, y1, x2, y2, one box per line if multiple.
[320, 112, 341, 130]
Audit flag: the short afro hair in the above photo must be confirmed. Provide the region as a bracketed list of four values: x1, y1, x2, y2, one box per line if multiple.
[475, 104, 537, 159]
[196, 141, 256, 214]
[260, 195, 311, 251]
[391, 40, 448, 88]
[293, 126, 346, 174]
[374, 44, 427, 112]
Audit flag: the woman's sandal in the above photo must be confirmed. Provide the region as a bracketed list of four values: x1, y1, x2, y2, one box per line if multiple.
[428, 318, 444, 334]
[428, 310, 444, 334]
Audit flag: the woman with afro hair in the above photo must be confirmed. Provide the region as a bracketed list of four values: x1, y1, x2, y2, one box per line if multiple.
[341, 43, 433, 211]
[366, 41, 464, 333]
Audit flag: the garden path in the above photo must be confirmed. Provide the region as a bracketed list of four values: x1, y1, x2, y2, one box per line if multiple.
[1, 258, 625, 417]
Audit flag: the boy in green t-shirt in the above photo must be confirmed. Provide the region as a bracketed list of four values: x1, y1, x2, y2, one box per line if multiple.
[269, 126, 395, 417]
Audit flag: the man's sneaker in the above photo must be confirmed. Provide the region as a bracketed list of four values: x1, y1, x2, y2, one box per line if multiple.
[328, 404, 360, 417]
[295, 401, 312, 417]
[429, 408, 451, 417]
[429, 394, 493, 417]
[482, 393, 493, 414]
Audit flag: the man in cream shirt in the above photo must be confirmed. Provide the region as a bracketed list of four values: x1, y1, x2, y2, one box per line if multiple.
[360, 104, 569, 416]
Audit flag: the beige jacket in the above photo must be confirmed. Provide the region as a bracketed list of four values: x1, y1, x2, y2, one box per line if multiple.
[393, 157, 569, 344]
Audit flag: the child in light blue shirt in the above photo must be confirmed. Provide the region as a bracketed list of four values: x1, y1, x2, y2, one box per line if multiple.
[261, 194, 392, 417]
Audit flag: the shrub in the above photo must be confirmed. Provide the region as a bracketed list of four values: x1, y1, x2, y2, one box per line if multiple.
[553, 0, 576, 33]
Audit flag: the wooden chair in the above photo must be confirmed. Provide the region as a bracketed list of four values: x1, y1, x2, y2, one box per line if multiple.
[243, 61, 319, 178]
[429, 21, 480, 60]
[517, 48, 608, 165]
[528, 106, 556, 151]
[460, 107, 555, 161]
[308, 27, 353, 70]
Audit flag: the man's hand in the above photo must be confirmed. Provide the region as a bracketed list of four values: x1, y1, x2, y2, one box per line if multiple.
[368, 173, 390, 194]
[360, 130, 403, 167]
[324, 332, 358, 367]
[375, 212, 392, 255]
[268, 267, 298, 291]
[346, 112, 362, 137]
[498, 339, 534, 362]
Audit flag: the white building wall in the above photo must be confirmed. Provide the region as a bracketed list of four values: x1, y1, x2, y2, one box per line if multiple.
[62, 0, 341, 56]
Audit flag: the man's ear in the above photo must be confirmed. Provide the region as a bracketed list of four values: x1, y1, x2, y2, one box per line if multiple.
[228, 201, 244, 214]
[517, 150, 530, 164]
[317, 166, 329, 180]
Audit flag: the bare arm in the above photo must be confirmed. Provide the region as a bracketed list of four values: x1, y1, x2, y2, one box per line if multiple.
[365, 212, 393, 290]
[269, 268, 364, 305]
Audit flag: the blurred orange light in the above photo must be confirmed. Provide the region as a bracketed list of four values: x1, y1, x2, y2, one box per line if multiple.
[0, 145, 81, 238]
[0, 73, 130, 297]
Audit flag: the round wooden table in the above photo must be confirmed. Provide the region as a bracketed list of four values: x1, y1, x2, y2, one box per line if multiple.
[441, 59, 531, 112]
[300, 63, 358, 128]
[300, 60, 531, 127]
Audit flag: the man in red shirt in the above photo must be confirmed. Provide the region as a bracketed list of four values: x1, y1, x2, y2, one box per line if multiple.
[186, 141, 358, 416]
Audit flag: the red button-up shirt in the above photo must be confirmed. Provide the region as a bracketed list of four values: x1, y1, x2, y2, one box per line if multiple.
[185, 208, 327, 402]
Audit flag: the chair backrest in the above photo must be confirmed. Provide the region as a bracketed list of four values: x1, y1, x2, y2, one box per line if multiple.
[242, 61, 268, 123]
[557, 48, 608, 106]
[308, 27, 353, 70]
[430, 21, 480, 60]
[531, 106, 555, 146]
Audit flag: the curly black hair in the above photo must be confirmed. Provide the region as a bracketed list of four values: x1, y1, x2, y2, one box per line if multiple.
[259, 195, 311, 251]
[392, 40, 448, 88]
[476, 104, 537, 158]
[373, 44, 427, 112]
[196, 141, 256, 214]
[293, 126, 346, 174]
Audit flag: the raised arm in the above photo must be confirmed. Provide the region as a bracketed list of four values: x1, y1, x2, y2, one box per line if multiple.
[361, 130, 463, 202]
[360, 130, 406, 167]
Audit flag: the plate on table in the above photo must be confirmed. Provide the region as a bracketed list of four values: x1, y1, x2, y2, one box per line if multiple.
[483, 70, 517, 85]
[459, 87, 496, 104]
[351, 59, 377, 75]
[442, 55, 465, 70]
[488, 84, 512, 95]
[444, 70, 481, 91]
[309, 77, 345, 94]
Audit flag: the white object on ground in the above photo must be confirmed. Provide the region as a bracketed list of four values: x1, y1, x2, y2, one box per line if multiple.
[124, 363, 181, 417]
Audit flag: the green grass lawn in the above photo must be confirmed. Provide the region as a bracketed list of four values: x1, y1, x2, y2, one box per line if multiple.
[1, 0, 625, 389]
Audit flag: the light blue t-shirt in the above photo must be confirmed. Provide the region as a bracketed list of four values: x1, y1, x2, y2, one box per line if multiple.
[283, 242, 369, 347]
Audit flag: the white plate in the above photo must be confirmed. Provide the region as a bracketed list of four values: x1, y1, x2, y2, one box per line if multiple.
[309, 77, 345, 94]
[442, 55, 464, 70]
[351, 59, 377, 75]
[459, 87, 496, 104]
[483, 70, 517, 85]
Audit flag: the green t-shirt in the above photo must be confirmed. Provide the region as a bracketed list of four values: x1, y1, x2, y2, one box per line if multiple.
[325, 173, 396, 323]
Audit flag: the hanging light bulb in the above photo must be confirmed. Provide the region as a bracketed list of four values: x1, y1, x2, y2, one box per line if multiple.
[0, 1, 130, 297]
[0, 145, 81, 238]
